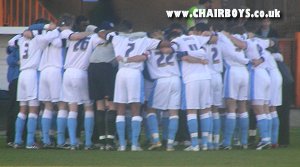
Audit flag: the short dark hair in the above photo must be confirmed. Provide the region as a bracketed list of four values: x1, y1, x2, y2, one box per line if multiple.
[75, 15, 89, 25]
[169, 23, 185, 32]
[34, 18, 50, 24]
[209, 20, 225, 32]
[166, 31, 181, 41]
[117, 20, 133, 32]
[58, 13, 74, 27]
[195, 23, 209, 32]
[230, 26, 246, 35]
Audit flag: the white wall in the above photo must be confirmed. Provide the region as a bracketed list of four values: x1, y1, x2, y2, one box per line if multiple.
[0, 35, 13, 90]
[0, 27, 27, 91]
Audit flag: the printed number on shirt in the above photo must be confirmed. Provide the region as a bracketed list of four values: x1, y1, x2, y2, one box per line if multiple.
[211, 47, 220, 64]
[156, 51, 174, 67]
[188, 44, 198, 51]
[125, 43, 135, 57]
[73, 37, 91, 52]
[22, 42, 29, 59]
[256, 44, 263, 56]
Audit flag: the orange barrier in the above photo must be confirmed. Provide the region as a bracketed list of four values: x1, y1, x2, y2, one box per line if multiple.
[295, 33, 300, 107]
[0, 0, 3, 26]
[1, 0, 57, 26]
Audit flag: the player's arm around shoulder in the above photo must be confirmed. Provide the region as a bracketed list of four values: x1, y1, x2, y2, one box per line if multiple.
[116, 54, 148, 64]
[222, 31, 247, 50]
[180, 51, 208, 65]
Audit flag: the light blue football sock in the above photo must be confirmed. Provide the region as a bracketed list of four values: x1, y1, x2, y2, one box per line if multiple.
[201, 112, 212, 147]
[57, 110, 68, 145]
[116, 115, 126, 147]
[67, 111, 78, 146]
[84, 111, 94, 147]
[146, 113, 159, 143]
[131, 116, 143, 147]
[266, 113, 272, 141]
[168, 115, 179, 145]
[223, 113, 236, 147]
[212, 112, 221, 146]
[271, 111, 279, 145]
[239, 112, 249, 145]
[187, 114, 198, 147]
[14, 113, 27, 144]
[26, 113, 38, 146]
[256, 114, 269, 143]
[42, 109, 52, 145]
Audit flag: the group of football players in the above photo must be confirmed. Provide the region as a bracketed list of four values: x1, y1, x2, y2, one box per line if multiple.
[8, 13, 283, 151]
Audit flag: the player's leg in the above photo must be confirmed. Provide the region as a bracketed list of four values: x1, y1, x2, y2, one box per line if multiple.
[212, 105, 220, 150]
[106, 101, 117, 150]
[222, 69, 237, 149]
[184, 81, 200, 151]
[39, 68, 54, 147]
[125, 69, 144, 151]
[237, 100, 249, 149]
[88, 63, 106, 149]
[270, 106, 279, 148]
[113, 69, 128, 151]
[94, 100, 106, 149]
[14, 102, 27, 148]
[116, 103, 126, 151]
[146, 107, 161, 150]
[199, 80, 212, 151]
[22, 70, 40, 149]
[26, 100, 39, 149]
[269, 70, 282, 148]
[56, 102, 68, 148]
[146, 79, 162, 150]
[14, 72, 27, 148]
[166, 109, 178, 151]
[104, 63, 117, 149]
[130, 102, 143, 151]
[252, 102, 269, 149]
[84, 103, 95, 150]
[166, 77, 180, 151]
[41, 101, 54, 147]
[67, 103, 79, 149]
[222, 98, 236, 149]
[265, 103, 272, 146]
[252, 69, 271, 150]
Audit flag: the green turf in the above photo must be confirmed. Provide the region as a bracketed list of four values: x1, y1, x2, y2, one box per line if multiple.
[0, 129, 299, 167]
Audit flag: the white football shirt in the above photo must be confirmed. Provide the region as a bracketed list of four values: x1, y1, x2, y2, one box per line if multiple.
[62, 30, 105, 70]
[146, 49, 180, 79]
[217, 32, 249, 68]
[171, 34, 211, 83]
[106, 32, 161, 71]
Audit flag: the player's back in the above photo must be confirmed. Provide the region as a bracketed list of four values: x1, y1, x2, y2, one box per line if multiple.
[172, 34, 211, 83]
[64, 34, 104, 70]
[217, 32, 248, 68]
[204, 43, 223, 74]
[110, 34, 160, 71]
[39, 37, 64, 71]
[19, 36, 42, 71]
[146, 49, 180, 79]
[246, 37, 270, 69]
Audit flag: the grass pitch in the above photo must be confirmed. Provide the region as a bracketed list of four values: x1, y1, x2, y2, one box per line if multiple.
[0, 129, 299, 167]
